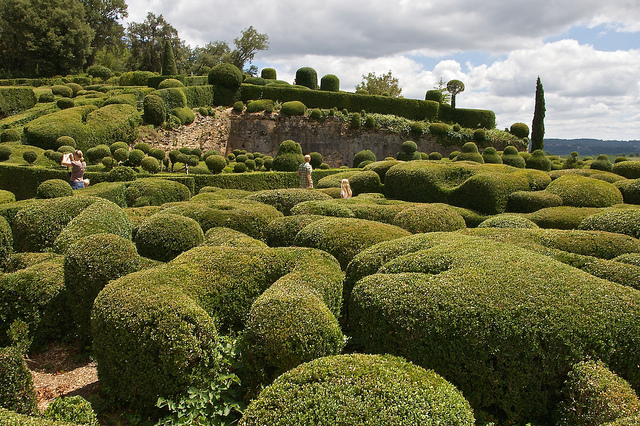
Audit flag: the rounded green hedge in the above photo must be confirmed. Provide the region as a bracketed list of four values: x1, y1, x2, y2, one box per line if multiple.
[320, 74, 339, 92]
[506, 190, 563, 213]
[346, 232, 640, 423]
[125, 178, 191, 207]
[43, 395, 98, 426]
[261, 68, 277, 79]
[482, 147, 503, 164]
[135, 213, 204, 261]
[171, 106, 195, 125]
[280, 100, 307, 116]
[202, 227, 267, 248]
[392, 203, 466, 233]
[294, 217, 410, 269]
[578, 208, 640, 239]
[362, 159, 402, 184]
[64, 233, 139, 340]
[272, 140, 304, 172]
[247, 188, 332, 215]
[290, 199, 356, 218]
[262, 215, 325, 247]
[510, 122, 529, 138]
[140, 156, 160, 173]
[590, 154, 613, 172]
[525, 206, 603, 230]
[545, 175, 623, 208]
[239, 354, 475, 426]
[501, 146, 526, 168]
[208, 63, 243, 88]
[477, 214, 540, 229]
[616, 179, 640, 205]
[353, 149, 376, 168]
[346, 171, 384, 195]
[526, 150, 552, 171]
[1, 128, 22, 143]
[455, 142, 484, 163]
[143, 94, 165, 125]
[612, 161, 640, 179]
[295, 67, 318, 90]
[36, 179, 73, 199]
[106, 165, 137, 182]
[158, 78, 184, 89]
[0, 346, 37, 415]
[51, 85, 73, 98]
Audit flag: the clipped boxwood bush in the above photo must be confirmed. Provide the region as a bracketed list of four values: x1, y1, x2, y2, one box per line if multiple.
[501, 146, 526, 168]
[143, 94, 166, 125]
[507, 190, 563, 213]
[295, 67, 318, 90]
[294, 217, 410, 269]
[171, 106, 195, 125]
[353, 149, 376, 168]
[346, 232, 640, 424]
[135, 213, 204, 261]
[556, 360, 640, 425]
[246, 99, 274, 113]
[612, 161, 640, 179]
[280, 100, 307, 116]
[0, 346, 38, 415]
[202, 227, 267, 248]
[348, 170, 384, 195]
[125, 178, 191, 207]
[239, 354, 474, 426]
[525, 206, 603, 230]
[545, 175, 623, 207]
[615, 179, 640, 205]
[51, 85, 73, 98]
[290, 199, 356, 218]
[247, 188, 332, 215]
[262, 214, 325, 247]
[578, 208, 640, 239]
[455, 142, 484, 163]
[510, 122, 530, 138]
[392, 203, 466, 233]
[320, 74, 340, 92]
[526, 149, 552, 171]
[591, 154, 613, 172]
[272, 139, 304, 172]
[36, 179, 73, 199]
[482, 147, 502, 164]
[477, 214, 540, 229]
[261, 68, 277, 80]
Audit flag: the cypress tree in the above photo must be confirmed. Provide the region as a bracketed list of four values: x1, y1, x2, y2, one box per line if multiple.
[161, 39, 178, 76]
[531, 76, 545, 152]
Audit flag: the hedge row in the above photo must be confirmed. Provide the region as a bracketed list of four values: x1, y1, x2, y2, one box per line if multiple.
[0, 87, 37, 116]
[346, 232, 640, 424]
[92, 246, 344, 409]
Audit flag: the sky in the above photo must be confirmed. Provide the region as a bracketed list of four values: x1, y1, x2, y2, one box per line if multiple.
[124, 0, 640, 141]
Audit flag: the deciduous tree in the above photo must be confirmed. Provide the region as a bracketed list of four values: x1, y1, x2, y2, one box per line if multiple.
[125, 13, 185, 73]
[355, 71, 402, 97]
[82, 0, 128, 67]
[228, 26, 269, 74]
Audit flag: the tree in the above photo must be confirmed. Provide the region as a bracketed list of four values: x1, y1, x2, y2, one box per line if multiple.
[434, 78, 451, 104]
[186, 41, 230, 75]
[162, 39, 178, 75]
[446, 80, 465, 109]
[228, 26, 269, 74]
[531, 76, 546, 152]
[0, 0, 94, 77]
[125, 13, 185, 73]
[355, 71, 402, 97]
[82, 0, 128, 67]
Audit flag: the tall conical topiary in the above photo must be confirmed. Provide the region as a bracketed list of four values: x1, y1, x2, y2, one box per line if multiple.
[531, 76, 545, 152]
[162, 39, 178, 76]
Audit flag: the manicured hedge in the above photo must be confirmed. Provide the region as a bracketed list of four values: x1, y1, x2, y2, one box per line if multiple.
[247, 188, 332, 215]
[36, 179, 73, 199]
[262, 214, 325, 247]
[0, 409, 77, 425]
[76, 181, 127, 207]
[615, 178, 640, 205]
[0, 346, 38, 415]
[507, 190, 563, 213]
[346, 232, 640, 423]
[294, 217, 410, 269]
[578, 208, 640, 239]
[202, 227, 267, 248]
[135, 213, 204, 261]
[477, 214, 539, 229]
[239, 354, 475, 425]
[525, 206, 604, 230]
[92, 246, 343, 409]
[124, 178, 191, 207]
[241, 84, 441, 122]
[362, 159, 403, 183]
[545, 175, 623, 208]
[0, 87, 37, 116]
[612, 161, 640, 179]
[392, 203, 466, 233]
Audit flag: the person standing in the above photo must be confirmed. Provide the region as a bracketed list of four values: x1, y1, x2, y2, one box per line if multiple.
[298, 154, 313, 189]
[62, 150, 87, 189]
[340, 179, 352, 199]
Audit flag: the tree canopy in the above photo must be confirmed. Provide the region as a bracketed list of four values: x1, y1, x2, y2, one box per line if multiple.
[356, 71, 403, 97]
[446, 80, 465, 109]
[125, 13, 185, 73]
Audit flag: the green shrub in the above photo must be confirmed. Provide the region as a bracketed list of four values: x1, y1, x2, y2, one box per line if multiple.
[319, 74, 339, 92]
[308, 152, 323, 169]
[615, 179, 640, 205]
[102, 93, 137, 108]
[262, 215, 325, 247]
[153, 88, 187, 115]
[172, 107, 195, 125]
[0, 190, 16, 205]
[346, 232, 640, 423]
[510, 122, 530, 138]
[429, 122, 450, 135]
[135, 213, 204, 261]
[205, 155, 227, 174]
[402, 140, 418, 155]
[348, 171, 384, 195]
[75, 181, 127, 207]
[477, 214, 539, 229]
[239, 354, 475, 426]
[295, 67, 318, 90]
[482, 147, 502, 164]
[526, 149, 552, 171]
[125, 178, 191, 207]
[261, 68, 276, 79]
[208, 63, 243, 88]
[425, 90, 443, 103]
[615, 156, 628, 163]
[203, 227, 266, 248]
[545, 175, 623, 207]
[0, 87, 37, 115]
[21, 150, 38, 165]
[578, 208, 640, 239]
[280, 100, 307, 116]
[39, 92, 55, 103]
[1, 128, 22, 143]
[232, 101, 244, 112]
[612, 161, 640, 179]
[43, 396, 98, 425]
[272, 139, 304, 172]
[507, 190, 563, 213]
[64, 233, 138, 341]
[36, 179, 73, 199]
[590, 154, 614, 172]
[502, 146, 526, 168]
[85, 144, 110, 164]
[0, 215, 12, 266]
[143, 94, 166, 125]
[361, 160, 402, 184]
[158, 78, 184, 89]
[524, 206, 602, 230]
[353, 149, 376, 168]
[148, 147, 166, 162]
[56, 98, 75, 109]
[118, 70, 155, 86]
[0, 346, 37, 414]
[140, 156, 160, 173]
[106, 165, 137, 182]
[126, 148, 145, 168]
[556, 360, 640, 425]
[54, 136, 76, 149]
[454, 142, 484, 163]
[248, 188, 332, 215]
[294, 217, 410, 269]
[87, 65, 113, 80]
[392, 203, 466, 233]
[290, 199, 356, 218]
[112, 147, 128, 163]
[232, 162, 246, 173]
[246, 99, 274, 113]
[51, 85, 73, 98]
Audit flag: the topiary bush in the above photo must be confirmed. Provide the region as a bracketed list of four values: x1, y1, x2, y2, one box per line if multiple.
[239, 354, 475, 426]
[36, 179, 73, 199]
[612, 161, 640, 179]
[112, 147, 128, 163]
[526, 149, 552, 171]
[477, 214, 540, 229]
[348, 171, 384, 195]
[262, 215, 325, 247]
[545, 175, 623, 208]
[295, 67, 318, 90]
[320, 74, 340, 92]
[272, 139, 304, 172]
[203, 227, 267, 248]
[246, 99, 274, 113]
[56, 98, 75, 109]
[43, 395, 99, 426]
[556, 360, 640, 425]
[290, 200, 356, 218]
[346, 232, 640, 424]
[1, 128, 21, 143]
[51, 85, 73, 98]
[362, 160, 402, 184]
[502, 146, 526, 168]
[140, 156, 160, 173]
[455, 142, 484, 163]
[510, 122, 530, 138]
[55, 136, 76, 149]
[507, 190, 563, 213]
[158, 78, 184, 89]
[578, 208, 640, 239]
[205, 155, 227, 174]
[143, 94, 166, 125]
[353, 149, 376, 168]
[392, 203, 466, 233]
[482, 147, 503, 164]
[261, 68, 277, 80]
[171, 107, 195, 125]
[126, 148, 145, 168]
[135, 213, 204, 261]
[22, 150, 38, 165]
[125, 178, 191, 207]
[294, 217, 410, 269]
[208, 63, 243, 87]
[0, 346, 38, 415]
[280, 100, 307, 116]
[248, 188, 332, 215]
[590, 154, 613, 172]
[85, 143, 111, 164]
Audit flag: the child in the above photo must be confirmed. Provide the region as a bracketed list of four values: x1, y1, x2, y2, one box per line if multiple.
[340, 179, 352, 199]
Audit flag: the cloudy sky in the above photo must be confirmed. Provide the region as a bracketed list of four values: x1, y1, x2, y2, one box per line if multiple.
[125, 0, 640, 141]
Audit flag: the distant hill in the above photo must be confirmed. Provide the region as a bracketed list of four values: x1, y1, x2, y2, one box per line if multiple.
[543, 138, 640, 156]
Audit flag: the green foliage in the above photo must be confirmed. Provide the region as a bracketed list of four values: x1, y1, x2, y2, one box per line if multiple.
[1, 128, 22, 143]
[531, 76, 546, 151]
[51, 85, 73, 98]
[425, 89, 443, 103]
[578, 208, 640, 239]
[502, 146, 526, 168]
[507, 190, 563, 213]
[43, 396, 98, 426]
[353, 150, 376, 168]
[280, 100, 307, 116]
[393, 203, 466, 233]
[482, 146, 503, 164]
[556, 360, 640, 425]
[22, 150, 38, 165]
[320, 74, 340, 92]
[209, 63, 243, 88]
[478, 214, 539, 229]
[140, 156, 160, 173]
[545, 175, 623, 207]
[112, 147, 128, 163]
[0, 88, 37, 116]
[240, 354, 474, 426]
[346, 232, 640, 423]
[261, 68, 276, 80]
[87, 65, 113, 80]
[232, 101, 244, 112]
[356, 71, 402, 97]
[262, 215, 325, 247]
[591, 154, 614, 172]
[36, 179, 73, 199]
[612, 161, 640, 179]
[172, 107, 195, 125]
[154, 88, 187, 116]
[54, 136, 76, 149]
[246, 99, 274, 113]
[161, 40, 178, 76]
[526, 149, 552, 171]
[205, 155, 227, 174]
[295, 67, 318, 90]
[247, 188, 332, 215]
[272, 139, 304, 172]
[0, 346, 37, 415]
[455, 141, 484, 163]
[125, 178, 191, 207]
[309, 152, 323, 169]
[85, 144, 111, 164]
[135, 213, 204, 261]
[349, 112, 361, 129]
